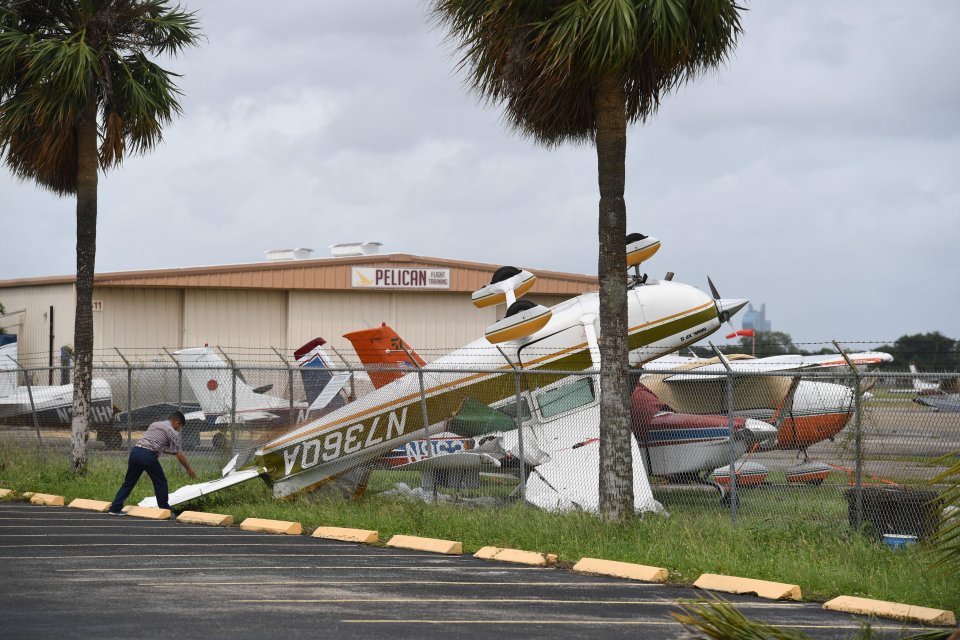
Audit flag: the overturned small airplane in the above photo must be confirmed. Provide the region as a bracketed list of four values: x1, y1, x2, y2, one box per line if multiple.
[142, 235, 748, 515]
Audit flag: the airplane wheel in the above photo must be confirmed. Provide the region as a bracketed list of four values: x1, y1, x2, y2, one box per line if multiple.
[100, 429, 123, 450]
[182, 422, 202, 450]
[212, 432, 228, 451]
[720, 492, 740, 509]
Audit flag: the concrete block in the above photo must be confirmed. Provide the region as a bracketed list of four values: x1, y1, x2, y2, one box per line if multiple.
[694, 573, 801, 601]
[68, 498, 111, 512]
[0, 488, 14, 498]
[29, 493, 65, 506]
[573, 557, 668, 583]
[240, 517, 302, 535]
[124, 505, 172, 520]
[473, 546, 503, 560]
[473, 546, 553, 566]
[177, 511, 233, 527]
[386, 534, 462, 555]
[312, 526, 378, 544]
[824, 595, 956, 627]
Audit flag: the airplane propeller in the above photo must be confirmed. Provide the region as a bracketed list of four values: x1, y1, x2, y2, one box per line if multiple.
[707, 276, 748, 336]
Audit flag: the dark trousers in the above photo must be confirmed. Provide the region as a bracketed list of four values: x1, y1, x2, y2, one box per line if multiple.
[110, 447, 170, 511]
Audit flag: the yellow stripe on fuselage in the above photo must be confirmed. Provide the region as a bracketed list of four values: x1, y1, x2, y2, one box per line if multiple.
[263, 300, 715, 452]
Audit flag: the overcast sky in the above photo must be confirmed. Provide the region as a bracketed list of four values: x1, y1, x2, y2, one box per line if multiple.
[1, 1, 958, 347]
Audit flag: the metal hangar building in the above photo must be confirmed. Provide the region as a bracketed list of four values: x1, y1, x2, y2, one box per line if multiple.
[0, 243, 596, 364]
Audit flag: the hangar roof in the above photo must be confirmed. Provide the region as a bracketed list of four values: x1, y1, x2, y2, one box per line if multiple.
[0, 253, 598, 295]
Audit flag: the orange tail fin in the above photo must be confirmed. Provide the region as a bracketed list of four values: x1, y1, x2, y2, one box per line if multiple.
[343, 323, 425, 389]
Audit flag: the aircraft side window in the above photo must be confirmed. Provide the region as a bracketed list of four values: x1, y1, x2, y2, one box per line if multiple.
[497, 397, 531, 422]
[536, 378, 595, 419]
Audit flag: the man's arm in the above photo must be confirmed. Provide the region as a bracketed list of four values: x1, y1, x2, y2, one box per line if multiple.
[176, 452, 197, 479]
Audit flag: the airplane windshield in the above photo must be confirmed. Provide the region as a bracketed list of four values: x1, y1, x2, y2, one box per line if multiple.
[536, 378, 595, 419]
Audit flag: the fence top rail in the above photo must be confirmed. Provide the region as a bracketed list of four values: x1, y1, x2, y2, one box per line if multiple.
[13, 364, 959, 380]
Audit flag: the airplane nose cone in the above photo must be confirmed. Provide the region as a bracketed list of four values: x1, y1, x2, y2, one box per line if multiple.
[716, 298, 749, 321]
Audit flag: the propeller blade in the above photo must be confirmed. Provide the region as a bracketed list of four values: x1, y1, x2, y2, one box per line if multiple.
[707, 276, 721, 300]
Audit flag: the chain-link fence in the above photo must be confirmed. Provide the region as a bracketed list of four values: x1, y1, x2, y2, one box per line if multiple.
[1, 345, 956, 543]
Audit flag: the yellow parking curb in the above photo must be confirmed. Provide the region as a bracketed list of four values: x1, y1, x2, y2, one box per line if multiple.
[694, 573, 801, 601]
[312, 526, 378, 544]
[473, 546, 556, 566]
[0, 488, 14, 498]
[823, 595, 956, 627]
[122, 505, 171, 520]
[29, 493, 65, 506]
[68, 498, 111, 512]
[239, 517, 302, 535]
[386, 534, 461, 555]
[573, 557, 668, 583]
[177, 511, 233, 527]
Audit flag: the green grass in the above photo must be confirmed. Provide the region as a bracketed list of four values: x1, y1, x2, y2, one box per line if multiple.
[1, 442, 957, 612]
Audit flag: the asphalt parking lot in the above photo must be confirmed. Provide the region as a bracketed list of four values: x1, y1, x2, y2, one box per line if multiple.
[0, 502, 937, 639]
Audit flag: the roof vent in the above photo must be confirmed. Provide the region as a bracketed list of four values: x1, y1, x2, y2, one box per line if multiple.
[264, 248, 314, 262]
[329, 242, 382, 257]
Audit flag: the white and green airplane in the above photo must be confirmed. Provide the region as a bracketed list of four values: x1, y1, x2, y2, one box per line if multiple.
[141, 234, 748, 514]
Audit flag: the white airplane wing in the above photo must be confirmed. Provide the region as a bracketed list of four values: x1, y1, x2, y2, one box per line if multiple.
[391, 452, 502, 472]
[138, 468, 263, 508]
[663, 352, 893, 382]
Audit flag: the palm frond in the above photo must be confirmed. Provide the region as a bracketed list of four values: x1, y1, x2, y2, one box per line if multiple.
[431, 0, 743, 144]
[673, 598, 814, 640]
[0, 0, 201, 191]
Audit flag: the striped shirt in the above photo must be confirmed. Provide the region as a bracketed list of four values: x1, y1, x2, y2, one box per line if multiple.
[136, 420, 182, 455]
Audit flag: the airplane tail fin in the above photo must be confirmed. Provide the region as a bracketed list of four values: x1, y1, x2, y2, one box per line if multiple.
[909, 363, 940, 394]
[174, 347, 288, 418]
[343, 323, 425, 389]
[294, 337, 349, 414]
[0, 335, 17, 398]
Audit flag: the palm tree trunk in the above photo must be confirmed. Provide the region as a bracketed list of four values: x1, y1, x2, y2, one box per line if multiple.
[70, 95, 98, 473]
[594, 74, 633, 521]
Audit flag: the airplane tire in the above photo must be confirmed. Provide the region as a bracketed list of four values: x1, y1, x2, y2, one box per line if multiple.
[490, 266, 521, 284]
[99, 428, 123, 451]
[182, 422, 203, 450]
[212, 431, 228, 451]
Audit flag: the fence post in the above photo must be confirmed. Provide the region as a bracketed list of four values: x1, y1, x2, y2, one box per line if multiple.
[497, 346, 527, 503]
[833, 340, 863, 531]
[272, 347, 295, 427]
[400, 344, 432, 454]
[710, 342, 737, 525]
[217, 347, 238, 452]
[327, 346, 354, 401]
[9, 357, 42, 446]
[114, 348, 133, 448]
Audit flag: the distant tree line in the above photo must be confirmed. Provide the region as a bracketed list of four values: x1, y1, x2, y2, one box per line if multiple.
[690, 331, 959, 370]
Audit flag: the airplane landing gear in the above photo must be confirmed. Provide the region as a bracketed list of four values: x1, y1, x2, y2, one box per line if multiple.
[212, 431, 229, 451]
[97, 427, 123, 451]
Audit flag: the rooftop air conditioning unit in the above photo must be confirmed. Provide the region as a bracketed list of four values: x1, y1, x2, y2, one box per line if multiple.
[264, 248, 314, 262]
[329, 242, 382, 257]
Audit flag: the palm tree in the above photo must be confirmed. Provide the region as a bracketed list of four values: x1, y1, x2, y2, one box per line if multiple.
[431, 0, 743, 519]
[0, 0, 201, 471]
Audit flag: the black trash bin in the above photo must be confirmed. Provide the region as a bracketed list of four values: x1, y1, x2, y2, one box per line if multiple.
[844, 487, 941, 540]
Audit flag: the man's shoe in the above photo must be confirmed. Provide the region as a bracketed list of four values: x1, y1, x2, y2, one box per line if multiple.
[107, 510, 128, 516]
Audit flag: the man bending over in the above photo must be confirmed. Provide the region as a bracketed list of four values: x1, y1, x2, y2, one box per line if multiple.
[108, 411, 196, 515]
